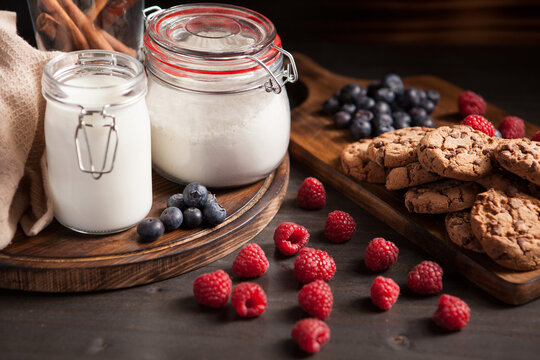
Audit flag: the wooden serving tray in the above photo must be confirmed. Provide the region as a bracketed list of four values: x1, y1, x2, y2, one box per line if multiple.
[288, 53, 540, 305]
[0, 155, 289, 293]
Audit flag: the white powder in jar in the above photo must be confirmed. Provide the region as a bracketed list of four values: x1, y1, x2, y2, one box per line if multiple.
[147, 74, 290, 187]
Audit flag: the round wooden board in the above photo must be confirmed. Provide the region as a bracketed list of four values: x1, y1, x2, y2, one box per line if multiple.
[0, 155, 289, 293]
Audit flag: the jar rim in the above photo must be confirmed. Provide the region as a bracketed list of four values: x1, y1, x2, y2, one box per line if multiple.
[42, 50, 147, 107]
[143, 4, 297, 94]
[146, 3, 277, 59]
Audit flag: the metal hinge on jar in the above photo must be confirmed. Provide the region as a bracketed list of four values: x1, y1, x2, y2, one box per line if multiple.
[74, 106, 119, 180]
[247, 46, 298, 94]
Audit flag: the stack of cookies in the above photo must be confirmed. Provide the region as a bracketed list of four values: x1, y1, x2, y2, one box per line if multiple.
[341, 125, 540, 271]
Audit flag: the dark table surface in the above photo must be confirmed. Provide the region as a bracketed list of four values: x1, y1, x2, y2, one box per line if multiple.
[1, 7, 540, 359]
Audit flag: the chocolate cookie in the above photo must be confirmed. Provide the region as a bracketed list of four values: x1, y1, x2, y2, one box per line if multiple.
[470, 189, 540, 271]
[404, 179, 483, 214]
[493, 138, 540, 186]
[341, 140, 386, 183]
[368, 127, 433, 168]
[529, 183, 540, 198]
[418, 125, 496, 181]
[445, 210, 484, 253]
[385, 162, 442, 190]
[475, 169, 530, 194]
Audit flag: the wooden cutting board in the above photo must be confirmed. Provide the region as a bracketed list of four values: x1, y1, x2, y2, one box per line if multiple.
[288, 53, 540, 305]
[0, 156, 289, 293]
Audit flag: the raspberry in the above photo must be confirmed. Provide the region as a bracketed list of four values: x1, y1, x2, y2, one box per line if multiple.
[297, 177, 326, 209]
[364, 237, 399, 271]
[231, 282, 267, 318]
[370, 276, 400, 310]
[298, 280, 333, 320]
[458, 90, 486, 116]
[193, 269, 232, 308]
[324, 210, 356, 243]
[532, 130, 540, 142]
[433, 294, 471, 331]
[407, 260, 443, 294]
[294, 247, 336, 283]
[273, 222, 310, 255]
[291, 318, 331, 354]
[460, 115, 495, 136]
[232, 243, 269, 278]
[498, 116, 525, 139]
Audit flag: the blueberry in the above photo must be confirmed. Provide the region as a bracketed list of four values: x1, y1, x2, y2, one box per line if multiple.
[414, 116, 435, 128]
[374, 88, 395, 103]
[390, 101, 404, 112]
[381, 73, 404, 93]
[494, 129, 502, 138]
[182, 207, 203, 229]
[339, 83, 363, 103]
[350, 89, 367, 105]
[409, 107, 428, 121]
[207, 193, 218, 204]
[340, 103, 356, 115]
[333, 111, 352, 129]
[372, 101, 391, 116]
[392, 111, 411, 129]
[426, 90, 440, 104]
[403, 88, 422, 108]
[367, 81, 381, 98]
[160, 207, 183, 231]
[323, 96, 340, 115]
[394, 92, 408, 109]
[354, 110, 374, 122]
[349, 118, 372, 140]
[183, 182, 208, 208]
[373, 124, 395, 136]
[356, 96, 376, 110]
[420, 98, 436, 114]
[372, 114, 393, 128]
[167, 193, 185, 210]
[137, 217, 165, 242]
[203, 201, 227, 225]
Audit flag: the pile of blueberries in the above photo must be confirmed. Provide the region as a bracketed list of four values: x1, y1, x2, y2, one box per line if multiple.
[137, 182, 227, 242]
[323, 74, 440, 139]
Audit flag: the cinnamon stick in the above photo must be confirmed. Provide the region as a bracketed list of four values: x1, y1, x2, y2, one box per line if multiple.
[36, 13, 58, 39]
[101, 0, 141, 30]
[58, 0, 114, 50]
[100, 29, 136, 57]
[39, 0, 89, 49]
[36, 12, 73, 52]
[85, 0, 109, 23]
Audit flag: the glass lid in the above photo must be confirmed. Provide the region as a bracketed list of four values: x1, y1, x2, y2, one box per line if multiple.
[145, 3, 277, 58]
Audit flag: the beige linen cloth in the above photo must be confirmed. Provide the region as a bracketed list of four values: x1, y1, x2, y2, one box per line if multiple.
[0, 11, 59, 250]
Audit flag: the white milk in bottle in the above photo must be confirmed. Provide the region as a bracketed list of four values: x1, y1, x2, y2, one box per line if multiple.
[42, 50, 152, 234]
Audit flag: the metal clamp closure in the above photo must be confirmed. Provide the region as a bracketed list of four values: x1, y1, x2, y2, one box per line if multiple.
[247, 45, 298, 94]
[74, 107, 119, 180]
[143, 6, 163, 26]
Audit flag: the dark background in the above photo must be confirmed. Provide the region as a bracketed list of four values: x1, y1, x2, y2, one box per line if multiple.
[6, 0, 540, 46]
[4, 0, 540, 125]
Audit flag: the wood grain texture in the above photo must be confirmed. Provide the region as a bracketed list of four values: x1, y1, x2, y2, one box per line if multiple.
[288, 53, 540, 305]
[0, 156, 289, 293]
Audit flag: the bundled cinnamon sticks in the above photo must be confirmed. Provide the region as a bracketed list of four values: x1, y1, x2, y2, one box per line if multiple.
[35, 0, 139, 57]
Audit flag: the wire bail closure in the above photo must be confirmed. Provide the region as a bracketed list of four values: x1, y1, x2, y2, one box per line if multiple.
[74, 106, 119, 180]
[247, 45, 298, 94]
[143, 6, 163, 25]
[143, 5, 298, 94]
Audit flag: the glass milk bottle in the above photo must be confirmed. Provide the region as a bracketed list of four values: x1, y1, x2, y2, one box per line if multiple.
[143, 4, 298, 187]
[42, 50, 152, 234]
